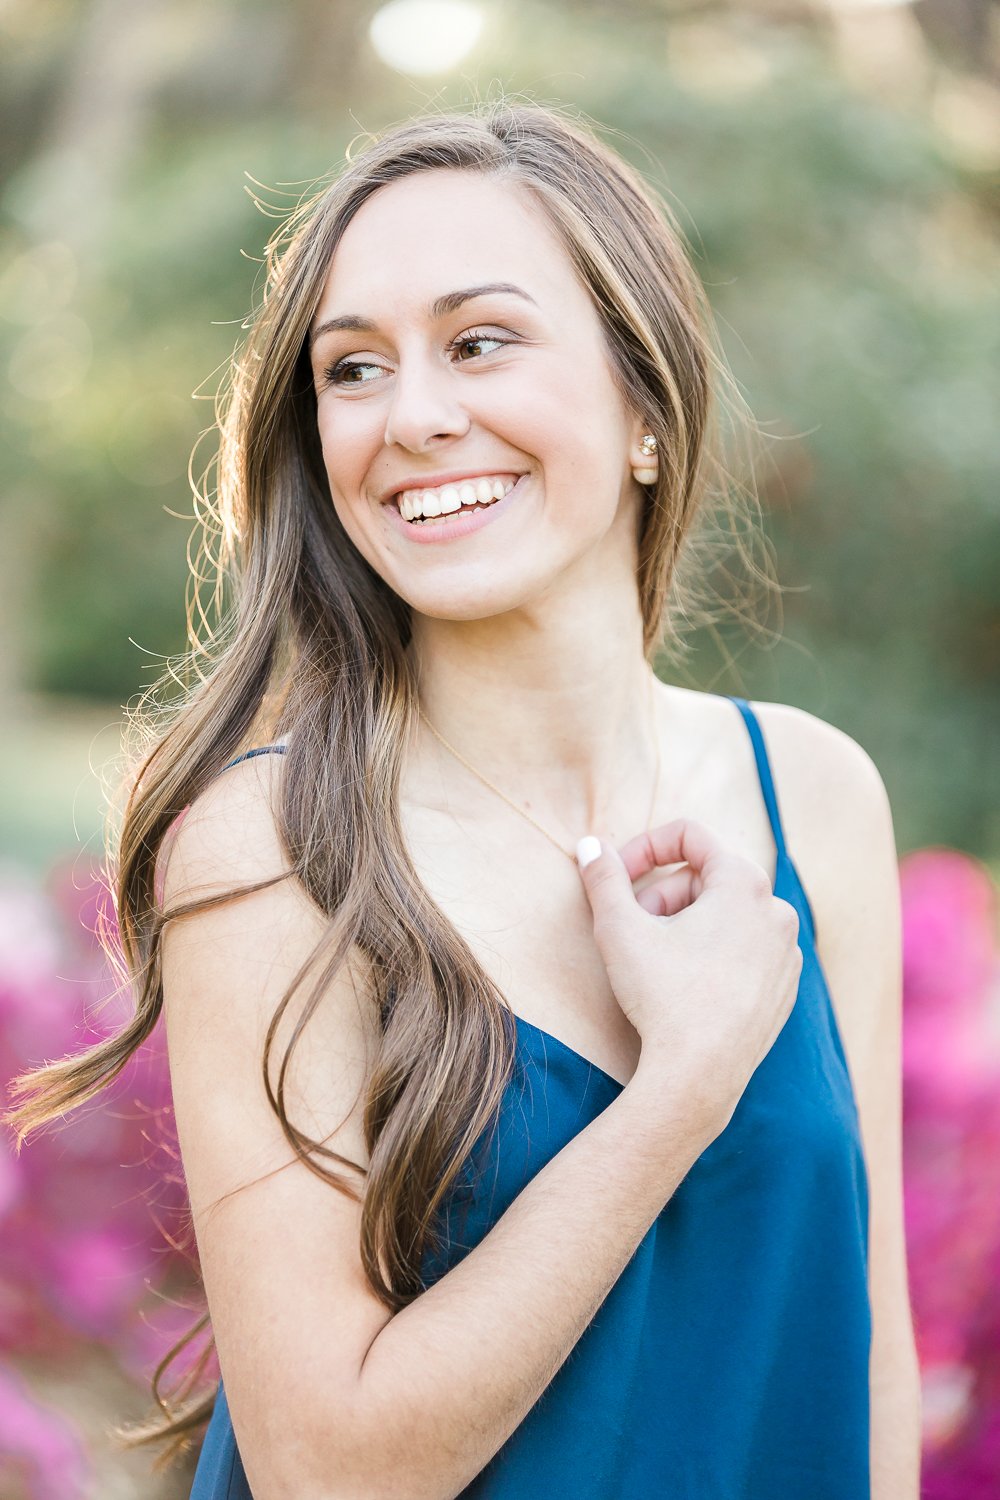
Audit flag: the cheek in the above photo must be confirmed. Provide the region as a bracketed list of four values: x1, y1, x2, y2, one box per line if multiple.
[312, 415, 366, 537]
[525, 379, 623, 517]
[316, 406, 349, 484]
[328, 489, 376, 559]
[315, 391, 380, 470]
[517, 348, 621, 457]
[315, 411, 376, 530]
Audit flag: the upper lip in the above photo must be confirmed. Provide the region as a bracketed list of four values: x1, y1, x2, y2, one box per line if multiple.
[380, 470, 525, 505]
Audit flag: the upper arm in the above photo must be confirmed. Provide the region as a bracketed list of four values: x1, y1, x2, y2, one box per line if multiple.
[159, 755, 392, 1500]
[754, 702, 919, 1367]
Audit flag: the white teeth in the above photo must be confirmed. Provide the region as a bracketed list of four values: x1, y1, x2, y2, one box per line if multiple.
[395, 474, 521, 521]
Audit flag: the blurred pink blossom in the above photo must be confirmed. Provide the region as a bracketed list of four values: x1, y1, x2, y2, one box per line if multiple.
[0, 853, 203, 1479]
[899, 848, 1000, 1494]
[0, 1362, 90, 1499]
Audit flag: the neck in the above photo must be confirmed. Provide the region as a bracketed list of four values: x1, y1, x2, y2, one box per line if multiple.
[405, 594, 664, 845]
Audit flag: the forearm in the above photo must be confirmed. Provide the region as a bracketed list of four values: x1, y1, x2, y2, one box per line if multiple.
[342, 1069, 713, 1500]
[870, 1326, 923, 1500]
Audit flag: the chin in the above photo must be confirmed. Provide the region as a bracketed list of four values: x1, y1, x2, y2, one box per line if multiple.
[405, 577, 541, 624]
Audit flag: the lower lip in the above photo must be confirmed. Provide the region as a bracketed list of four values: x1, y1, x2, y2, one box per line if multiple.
[383, 476, 528, 544]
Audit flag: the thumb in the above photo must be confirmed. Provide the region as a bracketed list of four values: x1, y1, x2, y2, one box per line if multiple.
[575, 835, 636, 929]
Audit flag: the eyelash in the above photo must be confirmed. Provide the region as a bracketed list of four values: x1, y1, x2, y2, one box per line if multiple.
[321, 329, 513, 388]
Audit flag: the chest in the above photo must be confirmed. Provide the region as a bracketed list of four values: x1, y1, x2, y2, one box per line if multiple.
[400, 795, 782, 1091]
[426, 857, 867, 1282]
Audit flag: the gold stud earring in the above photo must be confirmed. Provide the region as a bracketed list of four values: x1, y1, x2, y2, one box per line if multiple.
[632, 432, 658, 485]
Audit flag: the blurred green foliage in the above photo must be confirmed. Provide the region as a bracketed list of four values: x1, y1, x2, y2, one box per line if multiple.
[0, 0, 997, 859]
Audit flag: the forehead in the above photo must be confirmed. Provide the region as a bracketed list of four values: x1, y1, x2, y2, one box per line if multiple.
[315, 169, 577, 319]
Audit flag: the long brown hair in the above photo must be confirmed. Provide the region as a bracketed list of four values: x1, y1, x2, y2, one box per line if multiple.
[3, 95, 777, 1471]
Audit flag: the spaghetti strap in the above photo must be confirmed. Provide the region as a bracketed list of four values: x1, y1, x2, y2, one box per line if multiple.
[219, 744, 288, 773]
[725, 695, 821, 943]
[725, 696, 788, 861]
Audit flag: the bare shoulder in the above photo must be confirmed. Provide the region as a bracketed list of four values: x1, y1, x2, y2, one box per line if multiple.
[747, 698, 901, 1075]
[157, 741, 294, 905]
[660, 683, 893, 891]
[158, 746, 380, 1184]
[746, 697, 894, 877]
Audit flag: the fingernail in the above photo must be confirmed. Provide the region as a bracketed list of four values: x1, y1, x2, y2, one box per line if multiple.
[576, 835, 602, 868]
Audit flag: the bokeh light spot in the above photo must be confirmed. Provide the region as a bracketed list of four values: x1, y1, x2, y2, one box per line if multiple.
[369, 0, 484, 76]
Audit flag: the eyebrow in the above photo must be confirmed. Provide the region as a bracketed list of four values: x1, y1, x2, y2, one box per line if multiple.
[308, 282, 539, 348]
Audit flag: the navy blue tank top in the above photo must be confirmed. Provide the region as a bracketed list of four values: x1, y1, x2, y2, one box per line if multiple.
[188, 695, 871, 1499]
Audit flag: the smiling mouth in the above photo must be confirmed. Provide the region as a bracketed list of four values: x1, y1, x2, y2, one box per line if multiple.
[393, 475, 523, 524]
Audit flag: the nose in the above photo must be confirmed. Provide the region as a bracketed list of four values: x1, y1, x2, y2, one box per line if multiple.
[383, 350, 471, 452]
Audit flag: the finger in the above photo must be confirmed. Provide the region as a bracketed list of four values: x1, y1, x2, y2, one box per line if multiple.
[575, 837, 642, 928]
[616, 817, 730, 887]
[634, 867, 699, 917]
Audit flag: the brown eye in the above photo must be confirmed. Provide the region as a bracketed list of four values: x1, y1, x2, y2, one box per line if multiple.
[458, 331, 503, 357]
[453, 333, 507, 361]
[323, 359, 384, 386]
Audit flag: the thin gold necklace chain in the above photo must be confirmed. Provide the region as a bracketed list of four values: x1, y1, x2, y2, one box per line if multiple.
[416, 671, 663, 863]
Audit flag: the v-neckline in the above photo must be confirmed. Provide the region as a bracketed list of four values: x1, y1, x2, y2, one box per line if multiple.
[513, 1011, 631, 1090]
[508, 849, 798, 1094]
[498, 693, 782, 1091]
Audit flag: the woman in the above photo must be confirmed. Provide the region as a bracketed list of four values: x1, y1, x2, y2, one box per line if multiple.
[6, 100, 920, 1496]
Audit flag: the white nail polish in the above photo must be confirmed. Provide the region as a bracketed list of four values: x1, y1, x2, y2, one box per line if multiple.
[576, 835, 602, 868]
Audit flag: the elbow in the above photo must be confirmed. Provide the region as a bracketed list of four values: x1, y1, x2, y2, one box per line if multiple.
[318, 1453, 460, 1500]
[309, 1471, 454, 1500]
[285, 1403, 455, 1500]
[255, 1355, 472, 1500]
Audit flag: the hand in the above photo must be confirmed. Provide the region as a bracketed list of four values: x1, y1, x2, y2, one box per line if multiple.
[576, 819, 802, 1136]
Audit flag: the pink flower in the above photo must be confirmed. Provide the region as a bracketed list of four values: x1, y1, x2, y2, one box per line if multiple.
[0, 1363, 90, 1498]
[899, 848, 1000, 1483]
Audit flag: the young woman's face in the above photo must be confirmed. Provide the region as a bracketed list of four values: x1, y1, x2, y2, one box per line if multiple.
[307, 168, 645, 622]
